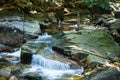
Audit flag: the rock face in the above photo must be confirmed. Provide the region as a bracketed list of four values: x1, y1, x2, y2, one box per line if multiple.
[61, 26, 120, 80]
[0, 27, 24, 52]
[81, 68, 120, 80]
[64, 30, 120, 62]
[0, 16, 41, 38]
[0, 67, 11, 77]
[24, 72, 42, 80]
[0, 15, 41, 51]
[110, 19, 120, 44]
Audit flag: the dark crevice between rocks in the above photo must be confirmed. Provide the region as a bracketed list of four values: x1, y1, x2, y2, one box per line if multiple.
[113, 29, 120, 45]
[52, 46, 72, 59]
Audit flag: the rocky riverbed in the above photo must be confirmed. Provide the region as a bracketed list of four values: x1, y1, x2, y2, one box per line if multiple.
[0, 9, 120, 80]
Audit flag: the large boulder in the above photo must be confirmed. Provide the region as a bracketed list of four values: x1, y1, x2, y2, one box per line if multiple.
[81, 68, 120, 80]
[63, 30, 120, 65]
[0, 27, 24, 52]
[0, 15, 41, 51]
[0, 67, 11, 77]
[0, 16, 41, 38]
[111, 19, 120, 30]
[24, 72, 43, 80]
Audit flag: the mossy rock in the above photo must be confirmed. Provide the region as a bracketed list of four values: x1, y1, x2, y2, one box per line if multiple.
[65, 30, 120, 61]
[81, 68, 120, 80]
[111, 19, 120, 29]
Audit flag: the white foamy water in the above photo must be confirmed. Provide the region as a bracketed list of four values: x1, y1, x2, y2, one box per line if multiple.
[23, 54, 84, 80]
[35, 33, 52, 44]
[0, 48, 21, 57]
[7, 48, 21, 57]
[23, 32, 84, 79]
[0, 48, 21, 64]
[32, 54, 70, 70]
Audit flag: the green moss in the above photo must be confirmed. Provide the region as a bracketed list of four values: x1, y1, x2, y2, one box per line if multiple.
[66, 30, 120, 61]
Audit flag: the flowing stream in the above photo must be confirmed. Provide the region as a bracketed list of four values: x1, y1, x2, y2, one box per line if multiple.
[24, 54, 84, 79]
[1, 33, 84, 80]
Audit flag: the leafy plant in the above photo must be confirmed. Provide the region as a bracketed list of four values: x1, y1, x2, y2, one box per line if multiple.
[83, 0, 114, 10]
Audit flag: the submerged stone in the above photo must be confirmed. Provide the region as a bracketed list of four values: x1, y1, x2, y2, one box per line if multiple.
[24, 72, 42, 80]
[0, 67, 11, 77]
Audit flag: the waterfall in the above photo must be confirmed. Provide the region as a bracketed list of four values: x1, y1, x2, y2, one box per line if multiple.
[31, 54, 70, 70]
[22, 32, 84, 79]
[0, 48, 21, 64]
[35, 32, 52, 44]
[23, 54, 84, 80]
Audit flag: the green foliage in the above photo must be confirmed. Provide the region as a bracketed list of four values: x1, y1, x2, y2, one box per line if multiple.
[83, 0, 114, 10]
[0, 0, 117, 13]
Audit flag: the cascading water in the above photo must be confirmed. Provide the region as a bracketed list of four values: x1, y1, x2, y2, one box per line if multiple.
[32, 54, 70, 70]
[23, 54, 84, 79]
[0, 48, 21, 64]
[35, 32, 52, 44]
[3, 33, 84, 79]
[23, 33, 84, 80]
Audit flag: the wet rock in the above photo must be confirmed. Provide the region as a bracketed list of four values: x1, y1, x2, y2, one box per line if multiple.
[70, 52, 89, 62]
[81, 68, 120, 80]
[111, 19, 120, 29]
[20, 52, 33, 64]
[24, 72, 42, 80]
[0, 16, 41, 39]
[85, 55, 109, 69]
[20, 42, 41, 64]
[114, 10, 120, 19]
[0, 62, 13, 68]
[9, 65, 21, 75]
[3, 56, 19, 63]
[21, 41, 44, 54]
[0, 67, 11, 77]
[0, 27, 23, 51]
[0, 44, 13, 52]
[39, 22, 48, 31]
[110, 19, 120, 44]
[64, 30, 120, 62]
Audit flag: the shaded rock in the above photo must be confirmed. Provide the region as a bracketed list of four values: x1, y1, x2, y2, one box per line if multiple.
[81, 68, 120, 80]
[110, 20, 120, 44]
[52, 46, 72, 58]
[3, 56, 19, 62]
[24, 72, 42, 80]
[0, 16, 41, 39]
[70, 52, 89, 62]
[0, 27, 24, 52]
[20, 42, 43, 64]
[0, 62, 13, 68]
[111, 19, 120, 29]
[114, 10, 120, 19]
[9, 65, 21, 75]
[20, 52, 33, 64]
[39, 22, 48, 31]
[85, 55, 109, 69]
[0, 44, 13, 52]
[21, 42, 44, 54]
